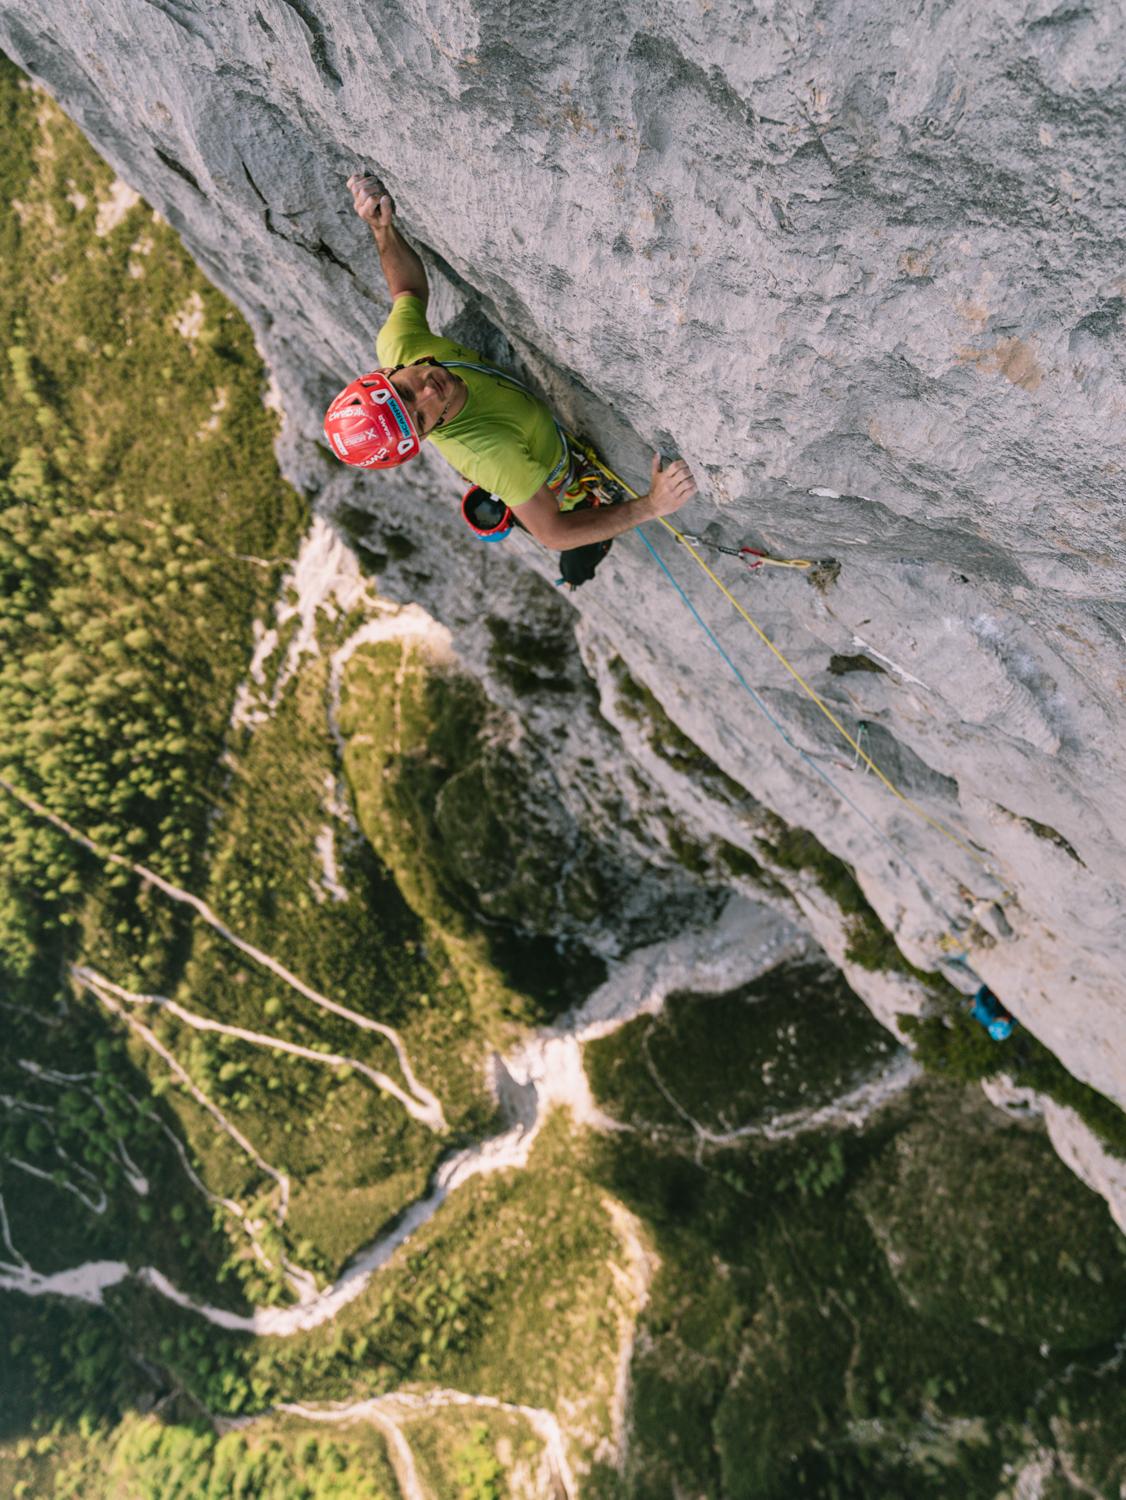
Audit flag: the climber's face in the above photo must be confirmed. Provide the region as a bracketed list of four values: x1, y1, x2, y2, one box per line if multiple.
[386, 359, 465, 437]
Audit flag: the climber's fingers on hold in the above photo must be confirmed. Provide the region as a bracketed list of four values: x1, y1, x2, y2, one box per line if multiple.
[348, 174, 393, 225]
[647, 454, 698, 516]
[664, 458, 698, 499]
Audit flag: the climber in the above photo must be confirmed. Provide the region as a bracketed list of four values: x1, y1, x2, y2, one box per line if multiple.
[325, 173, 698, 577]
[969, 984, 1015, 1042]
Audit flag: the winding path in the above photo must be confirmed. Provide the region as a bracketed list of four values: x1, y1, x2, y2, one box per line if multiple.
[0, 901, 809, 1336]
[636, 1027, 919, 1155]
[268, 1392, 577, 1500]
[0, 805, 905, 1482]
[0, 776, 445, 1133]
[75, 966, 439, 1129]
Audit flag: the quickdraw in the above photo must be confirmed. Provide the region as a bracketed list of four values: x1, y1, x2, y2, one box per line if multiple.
[568, 440, 818, 572]
[678, 536, 816, 573]
[576, 443, 1011, 891]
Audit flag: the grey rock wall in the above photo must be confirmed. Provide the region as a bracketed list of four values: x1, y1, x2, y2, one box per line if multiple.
[4, 1, 1124, 1105]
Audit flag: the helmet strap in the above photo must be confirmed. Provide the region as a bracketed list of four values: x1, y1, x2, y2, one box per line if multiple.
[406, 357, 458, 434]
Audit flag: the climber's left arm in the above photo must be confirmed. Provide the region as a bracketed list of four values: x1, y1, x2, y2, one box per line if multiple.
[348, 173, 429, 307]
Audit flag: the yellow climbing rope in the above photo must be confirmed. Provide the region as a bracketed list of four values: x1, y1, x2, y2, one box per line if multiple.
[663, 522, 989, 866]
[576, 440, 993, 874]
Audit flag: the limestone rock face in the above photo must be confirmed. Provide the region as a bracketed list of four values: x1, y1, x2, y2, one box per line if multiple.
[983, 1076, 1126, 1235]
[4, 3, 1124, 1104]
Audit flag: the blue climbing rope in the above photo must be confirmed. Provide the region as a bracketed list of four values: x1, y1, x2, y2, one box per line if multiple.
[632, 526, 950, 918]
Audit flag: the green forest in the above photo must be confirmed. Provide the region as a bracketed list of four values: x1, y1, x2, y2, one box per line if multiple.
[2, 53, 1126, 1500]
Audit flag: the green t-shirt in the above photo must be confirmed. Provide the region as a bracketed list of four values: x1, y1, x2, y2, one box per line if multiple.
[375, 294, 568, 508]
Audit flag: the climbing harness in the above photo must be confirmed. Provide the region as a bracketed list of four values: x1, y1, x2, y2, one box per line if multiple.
[458, 466, 612, 588]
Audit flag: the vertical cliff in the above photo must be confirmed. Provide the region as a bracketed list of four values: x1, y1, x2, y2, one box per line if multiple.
[1, 1, 1123, 1101]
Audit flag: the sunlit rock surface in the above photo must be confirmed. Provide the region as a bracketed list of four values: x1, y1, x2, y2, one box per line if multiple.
[4, 1, 1123, 1111]
[984, 1075, 1126, 1234]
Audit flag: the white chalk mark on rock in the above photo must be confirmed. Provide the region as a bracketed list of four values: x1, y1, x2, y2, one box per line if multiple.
[851, 633, 931, 689]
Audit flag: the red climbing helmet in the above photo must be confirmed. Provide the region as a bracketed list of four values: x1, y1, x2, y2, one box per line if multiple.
[323, 369, 421, 469]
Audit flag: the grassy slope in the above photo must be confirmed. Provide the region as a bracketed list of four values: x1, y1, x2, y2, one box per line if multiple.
[0, 58, 626, 1496]
[584, 967, 1126, 1499]
[339, 635, 607, 1027]
[0, 1411, 403, 1500]
[0, 42, 308, 1361]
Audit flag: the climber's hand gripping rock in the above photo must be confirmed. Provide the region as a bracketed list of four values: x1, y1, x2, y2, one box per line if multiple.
[348, 172, 429, 305]
[646, 453, 698, 518]
[348, 172, 394, 232]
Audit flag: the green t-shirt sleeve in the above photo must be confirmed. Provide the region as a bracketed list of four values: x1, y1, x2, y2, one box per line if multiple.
[375, 293, 465, 368]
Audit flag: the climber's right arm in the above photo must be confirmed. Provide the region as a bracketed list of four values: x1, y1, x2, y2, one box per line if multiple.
[516, 455, 698, 550]
[348, 173, 429, 307]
